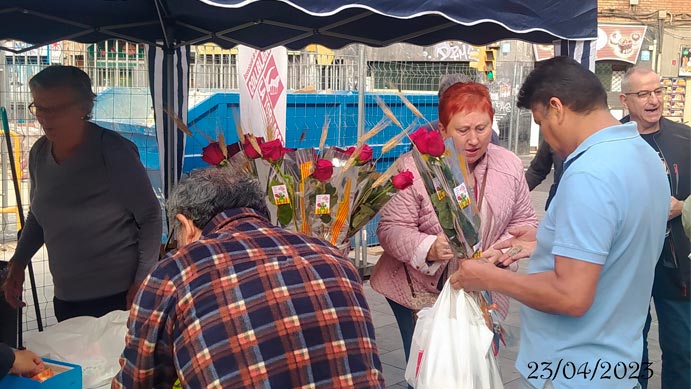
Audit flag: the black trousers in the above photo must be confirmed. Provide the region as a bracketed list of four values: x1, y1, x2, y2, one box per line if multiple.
[53, 291, 127, 322]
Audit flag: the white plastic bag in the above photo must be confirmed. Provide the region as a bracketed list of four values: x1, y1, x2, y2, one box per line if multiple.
[406, 280, 503, 388]
[404, 306, 433, 385]
[25, 310, 129, 389]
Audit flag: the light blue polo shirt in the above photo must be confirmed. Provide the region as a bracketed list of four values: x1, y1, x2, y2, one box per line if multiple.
[516, 122, 670, 389]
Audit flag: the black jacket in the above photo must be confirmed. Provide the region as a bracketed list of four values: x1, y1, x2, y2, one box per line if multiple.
[0, 343, 15, 380]
[622, 116, 691, 299]
[525, 139, 564, 210]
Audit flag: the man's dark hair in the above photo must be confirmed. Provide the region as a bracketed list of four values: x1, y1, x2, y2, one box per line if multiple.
[517, 56, 608, 114]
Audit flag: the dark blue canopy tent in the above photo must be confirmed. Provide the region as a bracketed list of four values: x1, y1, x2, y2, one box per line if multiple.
[0, 0, 598, 195]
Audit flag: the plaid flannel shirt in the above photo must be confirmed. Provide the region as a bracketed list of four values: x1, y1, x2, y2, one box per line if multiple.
[112, 208, 384, 389]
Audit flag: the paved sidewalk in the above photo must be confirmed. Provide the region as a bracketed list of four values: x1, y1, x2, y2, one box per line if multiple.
[363, 165, 663, 388]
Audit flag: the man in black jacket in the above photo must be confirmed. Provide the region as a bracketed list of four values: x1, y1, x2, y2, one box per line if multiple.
[0, 343, 45, 380]
[524, 139, 563, 210]
[620, 66, 691, 389]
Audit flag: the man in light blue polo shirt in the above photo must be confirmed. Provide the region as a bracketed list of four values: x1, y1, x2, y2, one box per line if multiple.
[450, 57, 669, 388]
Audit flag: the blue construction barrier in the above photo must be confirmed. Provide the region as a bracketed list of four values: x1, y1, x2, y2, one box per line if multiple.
[183, 92, 439, 172]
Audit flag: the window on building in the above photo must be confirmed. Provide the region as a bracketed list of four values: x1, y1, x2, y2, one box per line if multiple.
[5, 55, 48, 65]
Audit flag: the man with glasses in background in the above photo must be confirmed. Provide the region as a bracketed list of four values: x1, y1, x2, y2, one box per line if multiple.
[620, 66, 691, 389]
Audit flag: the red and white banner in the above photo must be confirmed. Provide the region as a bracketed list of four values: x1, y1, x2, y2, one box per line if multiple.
[239, 46, 287, 141]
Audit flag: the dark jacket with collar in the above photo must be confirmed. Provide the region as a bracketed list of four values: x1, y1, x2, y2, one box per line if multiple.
[0, 343, 15, 380]
[622, 115, 691, 299]
[525, 139, 564, 210]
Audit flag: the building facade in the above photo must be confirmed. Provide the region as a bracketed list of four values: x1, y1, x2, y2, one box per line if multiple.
[598, 0, 690, 122]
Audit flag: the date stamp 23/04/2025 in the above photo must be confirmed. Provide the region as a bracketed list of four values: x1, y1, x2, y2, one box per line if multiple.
[526, 360, 653, 381]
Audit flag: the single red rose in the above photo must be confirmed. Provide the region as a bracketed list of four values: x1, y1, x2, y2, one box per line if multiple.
[243, 135, 264, 159]
[359, 144, 373, 163]
[260, 139, 287, 163]
[410, 127, 429, 154]
[423, 130, 446, 157]
[226, 142, 241, 158]
[392, 170, 414, 190]
[345, 145, 373, 164]
[201, 142, 226, 166]
[312, 158, 334, 182]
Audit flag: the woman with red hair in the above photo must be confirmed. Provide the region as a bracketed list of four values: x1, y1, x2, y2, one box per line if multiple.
[371, 82, 538, 368]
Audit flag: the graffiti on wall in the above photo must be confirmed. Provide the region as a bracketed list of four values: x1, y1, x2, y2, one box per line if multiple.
[422, 42, 478, 61]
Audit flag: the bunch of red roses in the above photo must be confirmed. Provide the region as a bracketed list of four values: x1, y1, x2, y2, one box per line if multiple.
[201, 134, 292, 167]
[303, 143, 418, 246]
[200, 134, 419, 247]
[202, 134, 299, 229]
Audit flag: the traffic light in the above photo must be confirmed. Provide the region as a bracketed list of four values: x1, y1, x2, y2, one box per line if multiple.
[469, 46, 486, 72]
[484, 45, 499, 82]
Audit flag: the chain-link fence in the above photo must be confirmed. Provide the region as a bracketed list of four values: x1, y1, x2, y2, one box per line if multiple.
[368, 61, 478, 91]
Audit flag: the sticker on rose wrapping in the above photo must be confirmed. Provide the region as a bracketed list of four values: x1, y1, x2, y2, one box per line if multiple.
[471, 242, 483, 258]
[315, 194, 330, 215]
[432, 178, 446, 200]
[271, 185, 290, 205]
[453, 183, 471, 208]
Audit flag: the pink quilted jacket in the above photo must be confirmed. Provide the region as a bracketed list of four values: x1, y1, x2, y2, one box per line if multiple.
[370, 144, 538, 318]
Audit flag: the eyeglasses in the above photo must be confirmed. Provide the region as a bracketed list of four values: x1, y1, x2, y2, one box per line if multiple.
[27, 101, 79, 116]
[624, 87, 665, 100]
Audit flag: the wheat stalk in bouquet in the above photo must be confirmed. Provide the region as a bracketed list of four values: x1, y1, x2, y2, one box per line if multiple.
[282, 147, 316, 234]
[341, 116, 391, 172]
[163, 106, 259, 176]
[388, 81, 435, 130]
[162, 106, 213, 142]
[372, 96, 424, 163]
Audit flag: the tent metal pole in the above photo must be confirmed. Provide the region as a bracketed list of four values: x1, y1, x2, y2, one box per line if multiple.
[165, 45, 176, 197]
[355, 44, 367, 276]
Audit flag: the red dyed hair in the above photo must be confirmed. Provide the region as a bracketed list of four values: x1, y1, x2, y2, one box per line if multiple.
[438, 82, 494, 129]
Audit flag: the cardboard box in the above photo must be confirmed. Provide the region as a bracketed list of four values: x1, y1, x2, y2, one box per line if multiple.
[0, 359, 82, 389]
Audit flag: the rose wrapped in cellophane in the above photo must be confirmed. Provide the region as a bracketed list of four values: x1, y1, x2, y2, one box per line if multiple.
[341, 144, 376, 219]
[281, 147, 316, 234]
[260, 138, 301, 231]
[442, 134, 507, 353]
[345, 161, 414, 242]
[409, 126, 507, 355]
[440, 135, 483, 255]
[409, 127, 482, 258]
[202, 133, 300, 231]
[303, 147, 359, 245]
